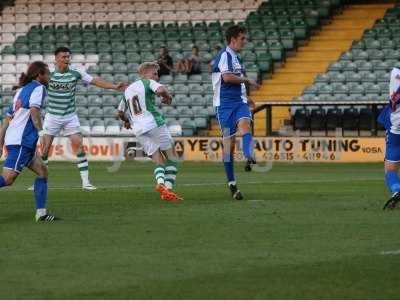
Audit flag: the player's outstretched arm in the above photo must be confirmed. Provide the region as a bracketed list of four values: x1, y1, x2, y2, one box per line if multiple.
[117, 111, 131, 129]
[222, 73, 259, 89]
[30, 107, 43, 133]
[0, 117, 10, 158]
[156, 86, 172, 105]
[91, 77, 128, 91]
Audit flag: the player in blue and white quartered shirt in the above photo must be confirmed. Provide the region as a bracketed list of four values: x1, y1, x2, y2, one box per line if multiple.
[0, 61, 60, 222]
[378, 66, 400, 209]
[212, 25, 259, 200]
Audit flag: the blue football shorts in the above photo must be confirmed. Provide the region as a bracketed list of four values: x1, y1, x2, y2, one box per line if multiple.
[3, 145, 36, 173]
[216, 102, 252, 137]
[385, 131, 400, 162]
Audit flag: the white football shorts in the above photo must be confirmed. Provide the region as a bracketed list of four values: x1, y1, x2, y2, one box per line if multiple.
[136, 124, 174, 156]
[43, 113, 81, 136]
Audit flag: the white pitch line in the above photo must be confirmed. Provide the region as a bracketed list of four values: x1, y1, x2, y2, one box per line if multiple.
[380, 250, 400, 255]
[0, 177, 382, 192]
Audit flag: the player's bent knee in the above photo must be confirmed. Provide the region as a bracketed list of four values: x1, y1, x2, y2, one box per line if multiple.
[3, 173, 17, 186]
[385, 161, 399, 172]
[39, 164, 48, 178]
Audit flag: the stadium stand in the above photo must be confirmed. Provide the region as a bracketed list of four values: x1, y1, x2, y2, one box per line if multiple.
[288, 2, 396, 135]
[249, 2, 392, 135]
[0, 0, 379, 137]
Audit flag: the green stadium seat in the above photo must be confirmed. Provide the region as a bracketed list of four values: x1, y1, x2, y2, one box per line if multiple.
[88, 107, 104, 117]
[267, 41, 284, 61]
[187, 74, 202, 83]
[348, 83, 365, 95]
[330, 72, 346, 83]
[169, 51, 184, 61]
[328, 61, 344, 71]
[345, 72, 362, 83]
[354, 60, 372, 71]
[76, 85, 88, 95]
[14, 44, 28, 55]
[318, 85, 334, 95]
[124, 32, 138, 41]
[315, 73, 331, 83]
[177, 106, 194, 117]
[110, 63, 125, 73]
[99, 63, 113, 74]
[83, 42, 97, 53]
[174, 74, 188, 84]
[29, 43, 42, 54]
[173, 84, 189, 95]
[87, 86, 102, 95]
[98, 53, 112, 63]
[173, 94, 191, 106]
[249, 29, 266, 41]
[376, 70, 390, 82]
[88, 95, 105, 107]
[166, 32, 179, 41]
[188, 84, 204, 94]
[292, 20, 309, 39]
[77, 107, 89, 117]
[332, 83, 348, 94]
[342, 61, 357, 72]
[360, 71, 377, 83]
[112, 53, 126, 63]
[110, 42, 125, 53]
[126, 52, 141, 63]
[279, 30, 296, 49]
[242, 51, 256, 63]
[160, 75, 173, 85]
[207, 31, 223, 42]
[83, 32, 96, 42]
[114, 74, 128, 82]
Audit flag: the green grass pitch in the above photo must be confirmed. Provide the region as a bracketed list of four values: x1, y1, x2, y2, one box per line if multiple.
[1, 161, 400, 300]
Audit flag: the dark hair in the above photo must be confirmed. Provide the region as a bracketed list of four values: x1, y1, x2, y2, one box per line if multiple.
[54, 46, 71, 56]
[225, 25, 247, 44]
[16, 61, 49, 89]
[192, 45, 199, 51]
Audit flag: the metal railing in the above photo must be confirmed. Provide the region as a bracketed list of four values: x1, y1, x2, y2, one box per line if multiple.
[253, 100, 388, 136]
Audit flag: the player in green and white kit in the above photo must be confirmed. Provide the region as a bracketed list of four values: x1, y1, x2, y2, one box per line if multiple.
[118, 62, 182, 202]
[40, 47, 127, 190]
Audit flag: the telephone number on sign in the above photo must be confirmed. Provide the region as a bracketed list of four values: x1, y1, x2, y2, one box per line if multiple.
[302, 152, 338, 161]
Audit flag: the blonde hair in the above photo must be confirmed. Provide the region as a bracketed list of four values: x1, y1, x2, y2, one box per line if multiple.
[138, 62, 160, 75]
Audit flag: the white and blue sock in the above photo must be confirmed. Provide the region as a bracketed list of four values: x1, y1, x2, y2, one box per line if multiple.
[385, 171, 400, 194]
[34, 177, 48, 216]
[242, 132, 253, 160]
[223, 153, 235, 183]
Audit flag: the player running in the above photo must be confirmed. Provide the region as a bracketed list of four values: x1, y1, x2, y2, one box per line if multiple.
[117, 62, 182, 202]
[379, 66, 400, 209]
[38, 46, 127, 191]
[0, 61, 60, 222]
[211, 25, 258, 200]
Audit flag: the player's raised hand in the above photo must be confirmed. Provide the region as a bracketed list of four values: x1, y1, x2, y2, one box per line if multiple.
[246, 79, 260, 89]
[116, 83, 129, 90]
[248, 98, 256, 110]
[123, 121, 132, 130]
[161, 95, 172, 105]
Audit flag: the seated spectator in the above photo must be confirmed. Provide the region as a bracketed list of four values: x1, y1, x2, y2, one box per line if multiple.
[156, 46, 174, 76]
[176, 46, 203, 75]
